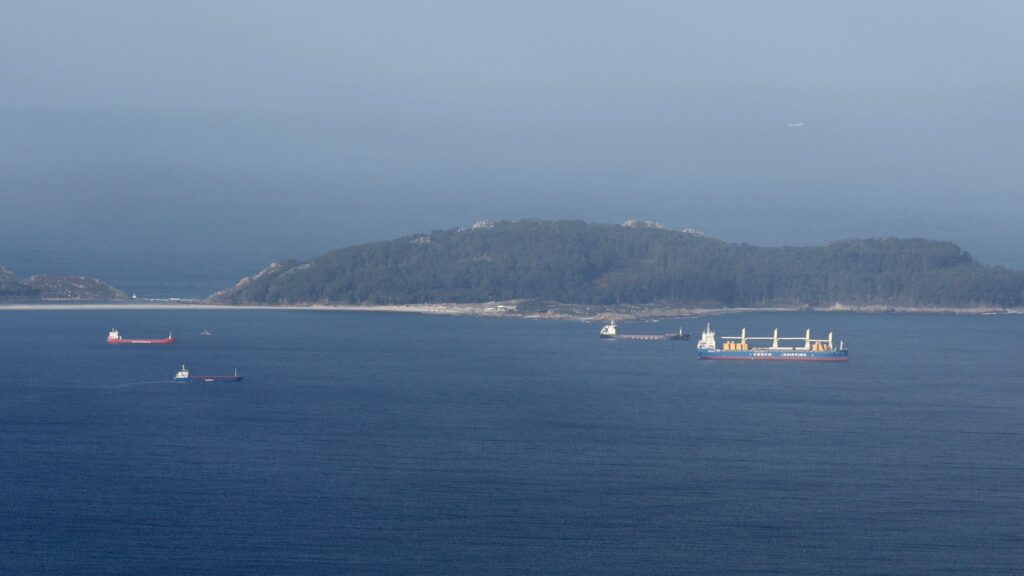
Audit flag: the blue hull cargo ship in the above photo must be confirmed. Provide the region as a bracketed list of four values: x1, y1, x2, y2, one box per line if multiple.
[696, 323, 849, 361]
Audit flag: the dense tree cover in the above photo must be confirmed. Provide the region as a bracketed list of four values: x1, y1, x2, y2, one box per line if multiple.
[213, 221, 1024, 307]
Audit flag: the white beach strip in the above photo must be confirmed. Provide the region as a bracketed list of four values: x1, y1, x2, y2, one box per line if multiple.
[0, 302, 1018, 319]
[0, 302, 507, 315]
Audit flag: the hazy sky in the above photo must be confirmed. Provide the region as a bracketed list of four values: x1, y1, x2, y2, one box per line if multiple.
[2, 1, 1021, 296]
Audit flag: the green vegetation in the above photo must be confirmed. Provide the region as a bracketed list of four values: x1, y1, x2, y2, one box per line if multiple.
[0, 267, 128, 301]
[212, 220, 1024, 308]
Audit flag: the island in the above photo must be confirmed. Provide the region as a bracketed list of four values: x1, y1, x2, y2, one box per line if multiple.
[0, 267, 128, 302]
[209, 220, 1024, 314]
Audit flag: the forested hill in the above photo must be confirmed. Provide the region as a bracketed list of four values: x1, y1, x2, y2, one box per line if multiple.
[0, 267, 128, 301]
[212, 220, 1024, 308]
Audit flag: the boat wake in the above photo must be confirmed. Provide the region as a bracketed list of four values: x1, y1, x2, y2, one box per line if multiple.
[103, 380, 173, 389]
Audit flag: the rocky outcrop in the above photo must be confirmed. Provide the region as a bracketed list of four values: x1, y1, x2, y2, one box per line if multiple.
[0, 268, 128, 301]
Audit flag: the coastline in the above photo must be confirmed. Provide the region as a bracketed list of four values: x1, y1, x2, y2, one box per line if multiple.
[0, 300, 1020, 320]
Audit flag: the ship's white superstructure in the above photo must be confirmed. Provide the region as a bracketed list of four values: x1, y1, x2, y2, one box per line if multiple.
[599, 322, 617, 338]
[697, 323, 717, 350]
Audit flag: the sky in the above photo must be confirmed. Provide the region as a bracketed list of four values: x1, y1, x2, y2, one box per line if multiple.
[1, 1, 1022, 297]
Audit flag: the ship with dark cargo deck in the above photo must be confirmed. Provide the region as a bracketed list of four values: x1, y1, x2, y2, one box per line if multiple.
[107, 328, 175, 345]
[174, 365, 242, 382]
[599, 321, 690, 341]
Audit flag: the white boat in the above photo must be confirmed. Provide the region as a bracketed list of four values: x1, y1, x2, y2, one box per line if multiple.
[599, 321, 618, 338]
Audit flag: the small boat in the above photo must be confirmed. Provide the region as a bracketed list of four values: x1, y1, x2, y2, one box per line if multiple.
[107, 328, 175, 345]
[200, 329, 212, 336]
[599, 321, 690, 341]
[173, 365, 242, 382]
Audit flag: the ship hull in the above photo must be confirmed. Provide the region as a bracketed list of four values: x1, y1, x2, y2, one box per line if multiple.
[193, 376, 243, 382]
[698, 349, 849, 361]
[108, 338, 176, 345]
[606, 333, 690, 341]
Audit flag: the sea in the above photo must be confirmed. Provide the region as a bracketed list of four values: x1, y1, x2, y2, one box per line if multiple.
[1, 310, 1022, 575]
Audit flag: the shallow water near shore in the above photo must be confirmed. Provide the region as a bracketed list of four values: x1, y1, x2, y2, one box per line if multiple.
[2, 310, 1023, 574]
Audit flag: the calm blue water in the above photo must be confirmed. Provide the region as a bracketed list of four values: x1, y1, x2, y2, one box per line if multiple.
[2, 310, 1023, 574]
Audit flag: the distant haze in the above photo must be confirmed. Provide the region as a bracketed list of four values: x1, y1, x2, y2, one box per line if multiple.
[2, 1, 1022, 297]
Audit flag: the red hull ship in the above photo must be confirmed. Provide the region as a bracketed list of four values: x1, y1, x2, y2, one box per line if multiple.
[107, 328, 176, 345]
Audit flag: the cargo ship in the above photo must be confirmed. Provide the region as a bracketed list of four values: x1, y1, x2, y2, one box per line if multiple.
[107, 328, 175, 345]
[696, 323, 848, 361]
[600, 321, 690, 341]
[173, 365, 242, 382]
